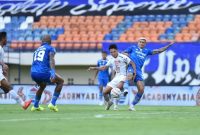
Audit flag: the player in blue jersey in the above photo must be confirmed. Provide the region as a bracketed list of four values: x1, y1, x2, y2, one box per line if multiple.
[0, 32, 32, 110]
[123, 37, 174, 111]
[30, 35, 64, 112]
[92, 51, 110, 105]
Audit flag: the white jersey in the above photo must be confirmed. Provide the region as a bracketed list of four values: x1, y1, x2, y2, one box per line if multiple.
[0, 45, 4, 70]
[106, 53, 131, 76]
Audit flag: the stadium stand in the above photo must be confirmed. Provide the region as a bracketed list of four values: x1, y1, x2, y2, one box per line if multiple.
[0, 14, 199, 51]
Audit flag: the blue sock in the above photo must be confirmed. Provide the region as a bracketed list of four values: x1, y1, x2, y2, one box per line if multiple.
[132, 92, 143, 105]
[51, 92, 60, 106]
[99, 90, 103, 100]
[34, 95, 41, 108]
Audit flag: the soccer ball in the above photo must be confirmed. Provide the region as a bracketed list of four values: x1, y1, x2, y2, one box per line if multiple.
[111, 88, 121, 98]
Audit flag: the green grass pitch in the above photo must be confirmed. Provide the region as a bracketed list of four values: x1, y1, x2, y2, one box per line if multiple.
[0, 105, 200, 135]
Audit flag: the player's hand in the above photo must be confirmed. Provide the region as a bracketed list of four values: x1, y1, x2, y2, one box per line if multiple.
[50, 69, 56, 82]
[88, 67, 95, 71]
[132, 72, 136, 80]
[3, 64, 8, 78]
[127, 73, 135, 80]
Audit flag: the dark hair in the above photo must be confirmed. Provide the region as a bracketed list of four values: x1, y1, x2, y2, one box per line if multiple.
[0, 32, 7, 41]
[109, 44, 118, 50]
[101, 50, 107, 54]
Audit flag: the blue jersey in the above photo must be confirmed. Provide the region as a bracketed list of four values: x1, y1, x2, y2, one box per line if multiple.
[31, 43, 56, 73]
[125, 45, 153, 71]
[97, 59, 109, 79]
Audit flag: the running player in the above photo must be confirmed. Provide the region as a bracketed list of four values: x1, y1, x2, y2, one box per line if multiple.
[88, 44, 136, 110]
[92, 51, 109, 105]
[30, 35, 64, 112]
[0, 31, 32, 110]
[123, 37, 174, 111]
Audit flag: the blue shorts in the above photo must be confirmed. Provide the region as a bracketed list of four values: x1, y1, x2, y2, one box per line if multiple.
[31, 72, 51, 84]
[127, 66, 143, 82]
[98, 77, 109, 87]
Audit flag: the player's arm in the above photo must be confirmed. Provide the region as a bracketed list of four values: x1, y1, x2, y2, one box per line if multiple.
[129, 61, 136, 80]
[49, 52, 56, 81]
[88, 65, 109, 71]
[0, 61, 8, 77]
[152, 41, 174, 55]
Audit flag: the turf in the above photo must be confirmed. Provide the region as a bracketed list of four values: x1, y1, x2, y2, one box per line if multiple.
[0, 105, 200, 135]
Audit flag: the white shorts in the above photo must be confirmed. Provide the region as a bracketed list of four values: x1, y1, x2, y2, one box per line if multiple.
[0, 69, 6, 86]
[107, 75, 126, 89]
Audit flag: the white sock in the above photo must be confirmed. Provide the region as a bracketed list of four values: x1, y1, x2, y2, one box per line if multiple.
[113, 98, 119, 106]
[9, 90, 24, 106]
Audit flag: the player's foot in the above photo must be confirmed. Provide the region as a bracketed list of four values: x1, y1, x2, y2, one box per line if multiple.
[22, 99, 32, 110]
[48, 103, 58, 112]
[113, 105, 119, 111]
[105, 101, 113, 110]
[31, 106, 44, 112]
[129, 105, 136, 111]
[123, 89, 128, 97]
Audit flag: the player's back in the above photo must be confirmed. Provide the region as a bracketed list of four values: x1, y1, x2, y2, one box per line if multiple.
[31, 43, 55, 73]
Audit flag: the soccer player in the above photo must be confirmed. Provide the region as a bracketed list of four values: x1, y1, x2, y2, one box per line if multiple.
[88, 44, 136, 110]
[92, 51, 109, 105]
[0, 31, 32, 110]
[123, 37, 174, 111]
[30, 35, 64, 112]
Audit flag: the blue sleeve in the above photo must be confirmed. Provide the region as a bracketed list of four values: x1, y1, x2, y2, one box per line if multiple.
[97, 60, 100, 67]
[49, 46, 56, 54]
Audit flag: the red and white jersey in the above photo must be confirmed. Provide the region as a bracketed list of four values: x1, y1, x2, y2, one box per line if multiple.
[0, 45, 4, 70]
[106, 53, 131, 76]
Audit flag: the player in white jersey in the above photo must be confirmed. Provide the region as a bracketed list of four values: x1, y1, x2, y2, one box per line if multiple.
[0, 32, 32, 110]
[88, 44, 136, 110]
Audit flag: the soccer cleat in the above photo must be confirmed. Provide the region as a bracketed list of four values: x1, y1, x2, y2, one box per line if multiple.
[105, 101, 113, 110]
[123, 89, 128, 97]
[113, 105, 119, 111]
[22, 99, 32, 110]
[31, 106, 45, 112]
[48, 103, 59, 112]
[128, 105, 136, 111]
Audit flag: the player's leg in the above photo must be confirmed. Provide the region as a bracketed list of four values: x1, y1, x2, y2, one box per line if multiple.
[123, 65, 134, 97]
[32, 82, 46, 110]
[103, 85, 113, 110]
[123, 80, 129, 97]
[129, 80, 144, 111]
[0, 79, 32, 110]
[112, 81, 125, 110]
[48, 73, 64, 112]
[98, 78, 104, 105]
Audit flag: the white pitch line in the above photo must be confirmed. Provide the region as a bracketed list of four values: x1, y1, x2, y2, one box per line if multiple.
[0, 112, 199, 122]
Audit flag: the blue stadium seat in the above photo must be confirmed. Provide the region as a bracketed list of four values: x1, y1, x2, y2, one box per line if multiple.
[26, 36, 33, 41]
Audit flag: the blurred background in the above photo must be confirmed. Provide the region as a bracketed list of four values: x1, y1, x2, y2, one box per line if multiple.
[0, 0, 200, 106]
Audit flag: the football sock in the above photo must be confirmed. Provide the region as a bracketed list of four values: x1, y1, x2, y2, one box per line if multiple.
[113, 97, 119, 106]
[34, 95, 41, 108]
[104, 94, 110, 102]
[99, 90, 103, 101]
[51, 92, 60, 106]
[9, 90, 24, 106]
[132, 92, 143, 105]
